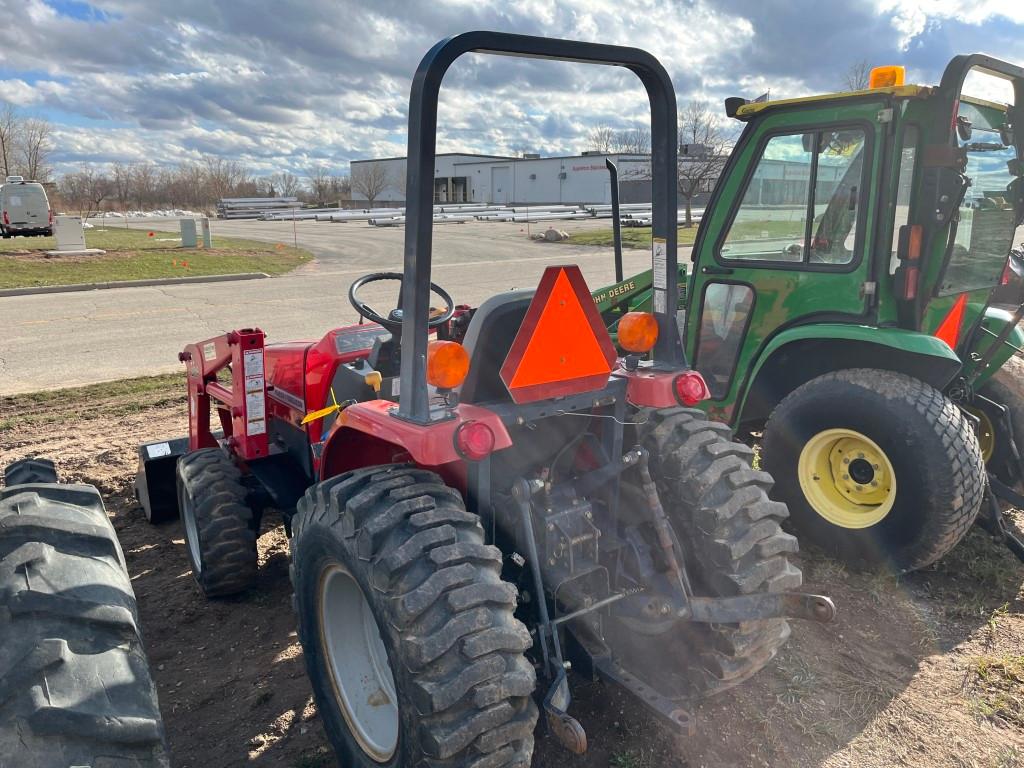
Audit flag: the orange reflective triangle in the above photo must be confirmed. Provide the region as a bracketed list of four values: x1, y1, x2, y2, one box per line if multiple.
[500, 266, 616, 403]
[934, 293, 968, 350]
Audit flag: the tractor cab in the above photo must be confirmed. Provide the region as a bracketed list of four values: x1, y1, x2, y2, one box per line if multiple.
[681, 55, 1024, 571]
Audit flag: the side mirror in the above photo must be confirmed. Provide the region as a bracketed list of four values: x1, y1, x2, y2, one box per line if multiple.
[801, 133, 815, 153]
[724, 97, 747, 118]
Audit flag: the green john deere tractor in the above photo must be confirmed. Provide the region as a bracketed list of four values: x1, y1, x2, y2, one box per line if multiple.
[597, 56, 1024, 573]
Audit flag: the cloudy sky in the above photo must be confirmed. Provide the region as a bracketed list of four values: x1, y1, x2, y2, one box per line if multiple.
[1, 0, 1023, 177]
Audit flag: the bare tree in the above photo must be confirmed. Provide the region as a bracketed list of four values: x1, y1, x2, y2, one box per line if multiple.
[306, 166, 332, 203]
[271, 171, 302, 197]
[588, 124, 617, 153]
[130, 163, 158, 209]
[328, 174, 352, 204]
[0, 103, 19, 179]
[677, 101, 729, 227]
[351, 162, 391, 206]
[613, 126, 651, 154]
[202, 156, 249, 205]
[842, 59, 871, 91]
[110, 161, 133, 211]
[60, 168, 112, 219]
[18, 117, 52, 181]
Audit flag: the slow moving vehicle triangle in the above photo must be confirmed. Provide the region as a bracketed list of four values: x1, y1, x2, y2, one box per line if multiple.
[501, 265, 617, 403]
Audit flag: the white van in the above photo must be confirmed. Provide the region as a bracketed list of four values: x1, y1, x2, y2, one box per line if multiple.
[1, 176, 53, 238]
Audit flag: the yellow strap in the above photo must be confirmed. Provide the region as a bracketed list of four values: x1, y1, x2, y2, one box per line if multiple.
[301, 387, 342, 425]
[301, 404, 340, 425]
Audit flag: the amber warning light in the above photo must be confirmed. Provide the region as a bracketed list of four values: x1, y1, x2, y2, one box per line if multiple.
[868, 65, 905, 89]
[500, 265, 617, 403]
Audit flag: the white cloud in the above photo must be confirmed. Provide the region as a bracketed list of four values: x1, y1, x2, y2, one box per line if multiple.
[0, 0, 1020, 177]
[877, 0, 1024, 49]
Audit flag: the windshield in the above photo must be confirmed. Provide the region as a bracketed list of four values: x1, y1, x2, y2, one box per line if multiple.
[938, 100, 1020, 295]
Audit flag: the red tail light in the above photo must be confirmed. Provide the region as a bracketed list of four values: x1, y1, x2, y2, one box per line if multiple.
[48, 209, 53, 225]
[454, 420, 495, 461]
[673, 372, 710, 406]
[2, 210, 8, 226]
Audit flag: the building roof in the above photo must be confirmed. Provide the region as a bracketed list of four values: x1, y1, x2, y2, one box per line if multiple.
[351, 152, 516, 164]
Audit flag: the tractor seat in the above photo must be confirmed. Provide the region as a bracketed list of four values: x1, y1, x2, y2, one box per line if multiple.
[459, 289, 534, 404]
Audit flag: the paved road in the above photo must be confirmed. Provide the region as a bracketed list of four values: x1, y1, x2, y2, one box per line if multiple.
[1, 219, 683, 393]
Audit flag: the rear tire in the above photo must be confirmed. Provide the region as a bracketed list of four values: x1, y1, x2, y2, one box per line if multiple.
[4, 457, 58, 486]
[290, 465, 538, 767]
[978, 354, 1024, 492]
[176, 448, 258, 598]
[763, 368, 984, 572]
[0, 481, 168, 767]
[639, 407, 801, 695]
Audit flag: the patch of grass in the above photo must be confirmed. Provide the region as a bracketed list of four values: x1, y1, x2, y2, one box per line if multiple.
[970, 654, 1024, 728]
[564, 219, 803, 250]
[566, 225, 700, 249]
[0, 373, 185, 432]
[292, 753, 333, 768]
[611, 750, 661, 768]
[0, 227, 310, 288]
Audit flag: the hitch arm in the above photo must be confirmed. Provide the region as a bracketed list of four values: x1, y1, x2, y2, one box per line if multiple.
[983, 476, 1024, 562]
[681, 592, 836, 624]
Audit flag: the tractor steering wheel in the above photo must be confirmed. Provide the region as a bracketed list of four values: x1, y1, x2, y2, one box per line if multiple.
[348, 272, 455, 332]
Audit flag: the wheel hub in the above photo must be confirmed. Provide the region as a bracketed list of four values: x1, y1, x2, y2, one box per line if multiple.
[798, 428, 897, 529]
[318, 564, 399, 762]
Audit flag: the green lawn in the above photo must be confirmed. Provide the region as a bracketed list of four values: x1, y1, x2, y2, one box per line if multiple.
[0, 227, 311, 289]
[565, 219, 808, 250]
[566, 225, 701, 249]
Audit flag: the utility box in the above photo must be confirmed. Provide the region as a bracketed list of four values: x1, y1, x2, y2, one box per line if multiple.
[180, 218, 198, 248]
[200, 216, 212, 248]
[53, 216, 86, 252]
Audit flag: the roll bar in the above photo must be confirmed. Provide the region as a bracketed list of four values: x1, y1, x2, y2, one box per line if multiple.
[397, 31, 680, 423]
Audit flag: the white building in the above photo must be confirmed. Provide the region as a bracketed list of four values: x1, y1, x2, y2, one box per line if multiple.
[350, 151, 654, 206]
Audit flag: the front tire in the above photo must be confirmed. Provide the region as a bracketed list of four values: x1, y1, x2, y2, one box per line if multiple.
[640, 407, 801, 695]
[763, 369, 985, 572]
[290, 465, 538, 768]
[176, 448, 258, 597]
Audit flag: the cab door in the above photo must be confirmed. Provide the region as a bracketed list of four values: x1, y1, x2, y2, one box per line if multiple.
[686, 100, 889, 424]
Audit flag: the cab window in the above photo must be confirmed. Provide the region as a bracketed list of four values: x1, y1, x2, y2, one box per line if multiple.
[720, 128, 867, 266]
[938, 100, 1019, 295]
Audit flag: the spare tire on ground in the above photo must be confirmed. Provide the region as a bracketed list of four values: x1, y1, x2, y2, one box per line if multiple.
[0, 463, 169, 767]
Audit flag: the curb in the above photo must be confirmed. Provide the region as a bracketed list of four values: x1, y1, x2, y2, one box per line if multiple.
[0, 272, 270, 298]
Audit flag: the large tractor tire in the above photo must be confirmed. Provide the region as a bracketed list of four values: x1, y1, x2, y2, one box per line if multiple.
[290, 465, 538, 767]
[0, 478, 168, 767]
[978, 354, 1024, 491]
[763, 368, 985, 573]
[176, 448, 258, 598]
[639, 407, 801, 695]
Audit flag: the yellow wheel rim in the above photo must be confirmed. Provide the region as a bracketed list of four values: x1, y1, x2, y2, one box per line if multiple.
[797, 428, 897, 529]
[964, 406, 995, 463]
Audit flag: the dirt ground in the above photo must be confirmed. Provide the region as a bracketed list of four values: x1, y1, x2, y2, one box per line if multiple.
[3, 379, 1024, 768]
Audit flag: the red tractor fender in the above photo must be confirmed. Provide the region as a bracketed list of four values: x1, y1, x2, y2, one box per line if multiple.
[319, 399, 512, 479]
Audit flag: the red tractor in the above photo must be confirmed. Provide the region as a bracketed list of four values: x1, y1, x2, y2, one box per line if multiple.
[136, 32, 834, 765]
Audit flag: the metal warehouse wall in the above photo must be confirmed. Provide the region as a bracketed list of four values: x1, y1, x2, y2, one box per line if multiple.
[458, 154, 651, 205]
